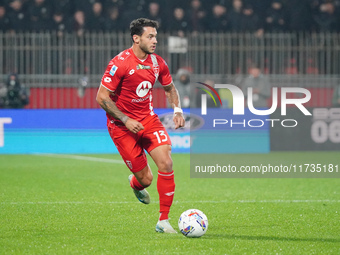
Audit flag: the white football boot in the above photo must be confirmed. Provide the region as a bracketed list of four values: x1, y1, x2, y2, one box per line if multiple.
[155, 220, 177, 233]
[128, 174, 150, 204]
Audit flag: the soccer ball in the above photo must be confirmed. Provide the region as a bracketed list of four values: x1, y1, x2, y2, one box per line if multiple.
[178, 209, 208, 237]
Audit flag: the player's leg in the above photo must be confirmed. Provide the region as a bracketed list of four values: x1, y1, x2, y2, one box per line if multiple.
[108, 125, 152, 204]
[128, 164, 153, 204]
[149, 144, 175, 219]
[142, 116, 176, 233]
[149, 144, 177, 233]
[130, 164, 153, 189]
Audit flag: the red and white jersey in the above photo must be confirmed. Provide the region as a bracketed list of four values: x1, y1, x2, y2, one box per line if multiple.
[101, 48, 172, 124]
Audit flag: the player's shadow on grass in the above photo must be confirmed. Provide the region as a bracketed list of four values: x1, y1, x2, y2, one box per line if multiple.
[205, 234, 340, 243]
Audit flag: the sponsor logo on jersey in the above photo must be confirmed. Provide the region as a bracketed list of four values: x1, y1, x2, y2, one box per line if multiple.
[136, 81, 152, 97]
[137, 64, 151, 70]
[109, 65, 118, 76]
[131, 94, 150, 103]
[129, 69, 135, 75]
[104, 77, 112, 83]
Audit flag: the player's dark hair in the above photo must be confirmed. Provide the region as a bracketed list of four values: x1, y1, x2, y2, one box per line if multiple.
[130, 18, 159, 41]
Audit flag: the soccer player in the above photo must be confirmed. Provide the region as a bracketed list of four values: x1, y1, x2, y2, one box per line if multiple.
[96, 18, 185, 233]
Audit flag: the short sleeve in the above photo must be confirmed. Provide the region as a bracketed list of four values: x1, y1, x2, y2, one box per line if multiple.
[101, 58, 124, 92]
[157, 58, 172, 86]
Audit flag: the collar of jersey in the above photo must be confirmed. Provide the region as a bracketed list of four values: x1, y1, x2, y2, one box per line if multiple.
[129, 47, 150, 63]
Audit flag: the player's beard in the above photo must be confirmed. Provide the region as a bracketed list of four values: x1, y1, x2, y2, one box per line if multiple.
[140, 43, 155, 55]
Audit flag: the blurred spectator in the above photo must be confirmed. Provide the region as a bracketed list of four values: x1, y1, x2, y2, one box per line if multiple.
[3, 73, 29, 108]
[187, 0, 207, 33]
[64, 58, 73, 74]
[28, 0, 53, 32]
[229, 0, 243, 32]
[285, 58, 298, 74]
[211, 0, 231, 8]
[119, 0, 146, 29]
[287, 0, 313, 32]
[332, 83, 340, 107]
[7, 0, 29, 32]
[175, 68, 192, 108]
[74, 0, 98, 17]
[0, 5, 10, 32]
[306, 58, 319, 74]
[208, 4, 229, 32]
[146, 2, 166, 31]
[265, 0, 287, 32]
[86, 1, 106, 31]
[104, 0, 124, 9]
[0, 81, 7, 108]
[249, 0, 272, 19]
[52, 0, 74, 17]
[167, 0, 190, 10]
[67, 10, 86, 36]
[242, 65, 271, 108]
[229, 0, 243, 73]
[313, 2, 338, 32]
[122, 0, 147, 14]
[78, 75, 88, 98]
[240, 4, 264, 36]
[50, 11, 68, 37]
[168, 7, 191, 37]
[105, 6, 121, 32]
[0, 0, 338, 34]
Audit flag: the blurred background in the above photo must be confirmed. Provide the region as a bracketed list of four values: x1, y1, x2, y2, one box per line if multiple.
[0, 0, 339, 153]
[0, 0, 339, 108]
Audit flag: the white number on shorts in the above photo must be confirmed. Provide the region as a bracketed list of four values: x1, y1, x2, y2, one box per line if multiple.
[153, 130, 168, 143]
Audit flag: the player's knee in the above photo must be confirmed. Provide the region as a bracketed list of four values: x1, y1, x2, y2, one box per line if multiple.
[159, 157, 173, 172]
[140, 175, 153, 188]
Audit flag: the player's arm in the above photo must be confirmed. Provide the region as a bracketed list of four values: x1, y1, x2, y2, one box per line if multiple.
[96, 85, 144, 134]
[163, 83, 185, 129]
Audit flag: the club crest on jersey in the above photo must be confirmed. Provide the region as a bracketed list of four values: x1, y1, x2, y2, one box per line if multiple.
[136, 81, 152, 97]
[137, 64, 151, 70]
[109, 65, 118, 76]
[150, 54, 159, 79]
[153, 66, 159, 77]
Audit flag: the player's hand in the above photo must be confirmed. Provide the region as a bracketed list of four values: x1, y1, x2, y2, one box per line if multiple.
[173, 113, 185, 129]
[125, 118, 144, 134]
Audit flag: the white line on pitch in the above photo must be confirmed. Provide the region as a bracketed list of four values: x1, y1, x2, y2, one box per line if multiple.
[34, 153, 125, 164]
[1, 200, 339, 205]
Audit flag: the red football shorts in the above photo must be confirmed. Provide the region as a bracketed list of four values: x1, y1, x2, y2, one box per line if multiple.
[108, 114, 171, 173]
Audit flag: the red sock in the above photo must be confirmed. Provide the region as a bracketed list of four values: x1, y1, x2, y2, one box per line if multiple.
[157, 170, 175, 221]
[129, 175, 144, 191]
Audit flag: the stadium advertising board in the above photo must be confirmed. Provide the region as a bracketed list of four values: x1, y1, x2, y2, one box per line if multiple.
[0, 109, 189, 154]
[0, 108, 268, 154]
[271, 108, 340, 151]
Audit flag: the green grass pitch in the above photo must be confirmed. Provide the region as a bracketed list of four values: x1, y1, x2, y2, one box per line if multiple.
[0, 152, 339, 254]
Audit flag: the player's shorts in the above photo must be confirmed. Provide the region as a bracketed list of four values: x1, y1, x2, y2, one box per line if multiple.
[108, 114, 171, 173]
